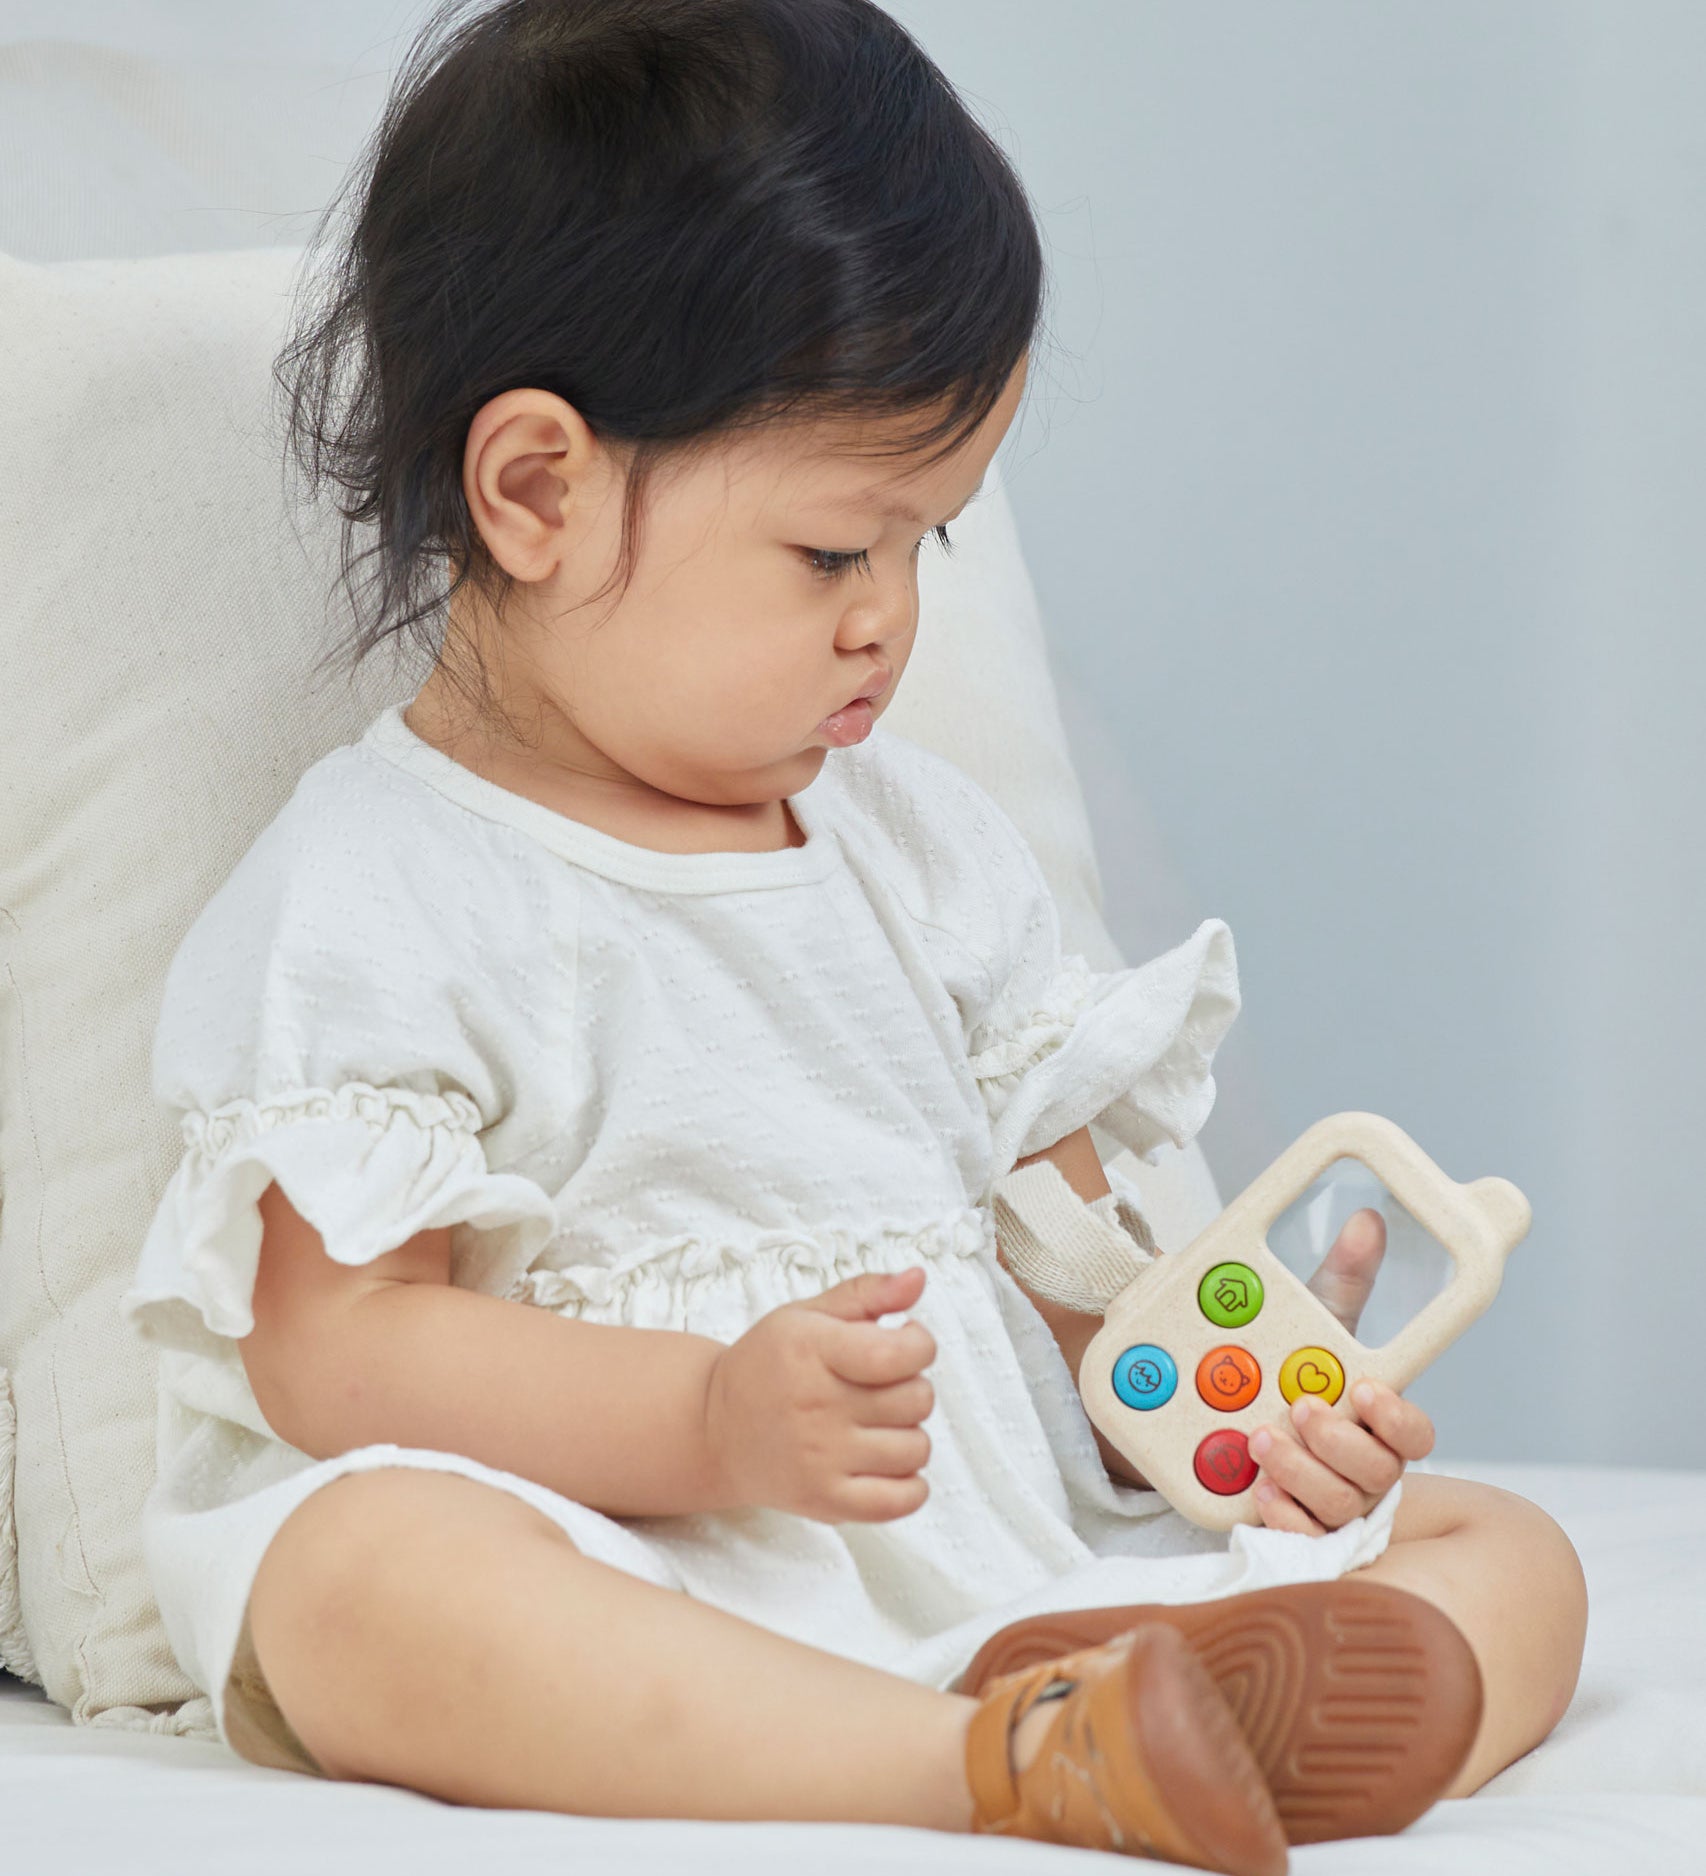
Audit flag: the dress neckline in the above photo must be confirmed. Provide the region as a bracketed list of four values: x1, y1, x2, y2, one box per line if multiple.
[357, 703, 844, 895]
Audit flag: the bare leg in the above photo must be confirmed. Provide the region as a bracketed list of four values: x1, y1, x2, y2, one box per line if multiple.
[1352, 1472, 1588, 1797]
[247, 1466, 1039, 1827]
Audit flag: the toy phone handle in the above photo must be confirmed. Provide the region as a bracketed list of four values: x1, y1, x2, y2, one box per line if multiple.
[1232, 1111, 1533, 1386]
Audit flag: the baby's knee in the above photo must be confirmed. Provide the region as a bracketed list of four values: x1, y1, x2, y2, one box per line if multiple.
[246, 1465, 576, 1775]
[1395, 1474, 1588, 1728]
[1478, 1481, 1586, 1612]
[258, 1466, 556, 1603]
[1458, 1478, 1589, 1729]
[1515, 1496, 1589, 1726]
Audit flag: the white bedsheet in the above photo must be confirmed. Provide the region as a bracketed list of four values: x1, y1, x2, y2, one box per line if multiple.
[1, 1460, 1699, 1875]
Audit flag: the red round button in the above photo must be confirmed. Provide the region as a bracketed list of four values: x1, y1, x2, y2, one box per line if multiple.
[1194, 1429, 1259, 1496]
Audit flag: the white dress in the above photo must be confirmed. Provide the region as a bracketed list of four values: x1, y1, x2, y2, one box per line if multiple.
[119, 703, 1400, 1777]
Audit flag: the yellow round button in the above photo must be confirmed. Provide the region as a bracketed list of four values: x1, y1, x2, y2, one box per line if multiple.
[1279, 1346, 1346, 1407]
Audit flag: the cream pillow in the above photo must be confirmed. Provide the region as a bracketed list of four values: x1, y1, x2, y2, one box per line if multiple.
[0, 243, 1222, 1735]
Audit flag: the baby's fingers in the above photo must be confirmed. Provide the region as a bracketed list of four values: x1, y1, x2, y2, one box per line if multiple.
[847, 1424, 931, 1478]
[1248, 1422, 1370, 1530]
[1253, 1480, 1328, 1538]
[832, 1473, 930, 1524]
[825, 1316, 936, 1386]
[1289, 1397, 1403, 1497]
[1348, 1379, 1435, 1462]
[1305, 1207, 1385, 1338]
[845, 1373, 934, 1428]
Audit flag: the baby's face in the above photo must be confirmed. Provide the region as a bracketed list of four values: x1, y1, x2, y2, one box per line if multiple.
[444, 354, 1026, 819]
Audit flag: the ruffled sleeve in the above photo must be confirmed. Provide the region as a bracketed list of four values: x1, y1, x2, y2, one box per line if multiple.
[945, 776, 1242, 1180]
[124, 1083, 560, 1366]
[119, 798, 563, 1371]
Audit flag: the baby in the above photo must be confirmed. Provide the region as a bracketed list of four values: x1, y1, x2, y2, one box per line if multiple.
[120, 1, 1588, 1868]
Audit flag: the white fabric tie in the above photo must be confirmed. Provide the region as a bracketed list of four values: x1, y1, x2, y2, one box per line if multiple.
[991, 1159, 1159, 1314]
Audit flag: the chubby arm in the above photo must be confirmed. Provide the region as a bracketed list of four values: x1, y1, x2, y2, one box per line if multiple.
[998, 1127, 1155, 1491]
[241, 1180, 939, 1526]
[242, 1180, 734, 1516]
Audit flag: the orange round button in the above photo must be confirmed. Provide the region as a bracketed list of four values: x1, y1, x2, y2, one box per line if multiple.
[1196, 1344, 1261, 1412]
[1278, 1346, 1346, 1407]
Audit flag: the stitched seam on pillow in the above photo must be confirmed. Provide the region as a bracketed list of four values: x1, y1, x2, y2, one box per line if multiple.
[1, 950, 107, 1660]
[0, 1367, 41, 1683]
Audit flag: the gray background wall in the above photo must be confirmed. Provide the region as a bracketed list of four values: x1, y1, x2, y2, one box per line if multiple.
[881, 3, 1706, 1475]
[4, 1, 1701, 1470]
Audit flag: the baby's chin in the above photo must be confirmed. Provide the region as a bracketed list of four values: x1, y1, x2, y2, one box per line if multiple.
[659, 742, 829, 806]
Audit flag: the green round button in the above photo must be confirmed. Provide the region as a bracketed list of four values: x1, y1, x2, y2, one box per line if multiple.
[1199, 1262, 1264, 1328]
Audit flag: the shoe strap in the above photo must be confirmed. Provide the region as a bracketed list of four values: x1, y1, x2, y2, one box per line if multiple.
[964, 1662, 1075, 1832]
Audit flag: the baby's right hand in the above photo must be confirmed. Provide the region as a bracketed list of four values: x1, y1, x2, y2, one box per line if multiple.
[703, 1267, 936, 1524]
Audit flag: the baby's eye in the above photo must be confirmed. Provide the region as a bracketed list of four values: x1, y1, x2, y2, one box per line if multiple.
[801, 526, 954, 583]
[803, 546, 874, 582]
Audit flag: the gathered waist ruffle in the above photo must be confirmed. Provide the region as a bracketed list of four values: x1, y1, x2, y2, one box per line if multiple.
[180, 1082, 483, 1158]
[506, 1206, 994, 1315]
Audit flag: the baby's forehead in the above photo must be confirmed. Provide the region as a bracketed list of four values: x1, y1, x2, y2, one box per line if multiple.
[700, 418, 956, 521]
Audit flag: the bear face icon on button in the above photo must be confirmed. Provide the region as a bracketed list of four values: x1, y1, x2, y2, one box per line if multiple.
[1195, 1345, 1261, 1412]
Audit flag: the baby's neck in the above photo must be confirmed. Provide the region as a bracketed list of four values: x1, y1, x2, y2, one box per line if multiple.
[402, 687, 805, 857]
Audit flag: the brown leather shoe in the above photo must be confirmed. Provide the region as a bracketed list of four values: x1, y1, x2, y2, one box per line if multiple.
[966, 1623, 1288, 1874]
[957, 1581, 1483, 1845]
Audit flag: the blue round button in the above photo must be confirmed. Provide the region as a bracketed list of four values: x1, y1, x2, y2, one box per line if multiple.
[1111, 1343, 1178, 1411]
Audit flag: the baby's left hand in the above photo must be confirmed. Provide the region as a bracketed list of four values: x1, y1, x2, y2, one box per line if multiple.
[1248, 1378, 1434, 1534]
[1248, 1206, 1436, 1534]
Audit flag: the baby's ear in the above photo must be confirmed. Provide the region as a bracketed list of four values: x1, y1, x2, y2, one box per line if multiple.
[462, 387, 609, 582]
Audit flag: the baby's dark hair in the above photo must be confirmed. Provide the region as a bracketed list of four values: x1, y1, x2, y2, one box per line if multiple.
[277, 0, 1046, 722]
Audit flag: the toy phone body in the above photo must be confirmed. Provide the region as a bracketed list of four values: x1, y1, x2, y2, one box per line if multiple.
[1078, 1112, 1532, 1531]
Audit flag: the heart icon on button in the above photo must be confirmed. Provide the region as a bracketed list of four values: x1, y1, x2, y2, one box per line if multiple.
[1279, 1346, 1345, 1407]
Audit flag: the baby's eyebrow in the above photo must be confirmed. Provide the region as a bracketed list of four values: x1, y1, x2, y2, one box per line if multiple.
[818, 478, 986, 527]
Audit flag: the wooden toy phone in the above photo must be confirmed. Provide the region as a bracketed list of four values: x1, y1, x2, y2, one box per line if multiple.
[1077, 1112, 1532, 1530]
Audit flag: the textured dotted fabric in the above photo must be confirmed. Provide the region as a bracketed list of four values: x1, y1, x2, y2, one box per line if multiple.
[118, 703, 1401, 1779]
